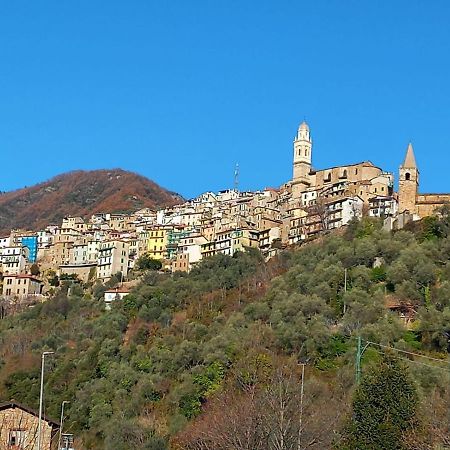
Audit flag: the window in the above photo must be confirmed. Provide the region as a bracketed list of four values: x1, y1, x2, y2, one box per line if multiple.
[405, 172, 411, 180]
[9, 429, 26, 446]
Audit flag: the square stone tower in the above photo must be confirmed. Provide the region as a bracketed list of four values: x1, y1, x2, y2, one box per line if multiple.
[398, 143, 419, 214]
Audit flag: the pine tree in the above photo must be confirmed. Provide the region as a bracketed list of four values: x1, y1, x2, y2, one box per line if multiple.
[341, 354, 418, 450]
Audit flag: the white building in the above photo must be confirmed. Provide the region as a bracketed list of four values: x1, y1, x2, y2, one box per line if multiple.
[1, 246, 29, 275]
[104, 288, 130, 309]
[97, 240, 130, 281]
[0, 237, 11, 248]
[369, 196, 398, 218]
[327, 196, 364, 230]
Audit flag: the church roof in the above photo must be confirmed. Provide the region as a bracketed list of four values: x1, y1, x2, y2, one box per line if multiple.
[402, 143, 417, 168]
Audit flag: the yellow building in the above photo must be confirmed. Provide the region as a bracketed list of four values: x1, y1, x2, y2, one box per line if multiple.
[147, 226, 169, 260]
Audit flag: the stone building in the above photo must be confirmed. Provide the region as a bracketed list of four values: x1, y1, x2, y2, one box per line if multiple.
[2, 274, 43, 299]
[0, 400, 59, 449]
[398, 143, 450, 217]
[291, 121, 392, 201]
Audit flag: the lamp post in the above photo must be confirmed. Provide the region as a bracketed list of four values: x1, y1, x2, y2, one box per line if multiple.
[37, 351, 54, 450]
[58, 401, 70, 450]
[297, 363, 306, 450]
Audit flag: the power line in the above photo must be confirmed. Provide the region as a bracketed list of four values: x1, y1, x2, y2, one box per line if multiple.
[356, 337, 450, 383]
[366, 341, 450, 366]
[367, 346, 450, 373]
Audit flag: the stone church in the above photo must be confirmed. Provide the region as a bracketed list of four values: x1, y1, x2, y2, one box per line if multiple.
[290, 121, 393, 202]
[398, 143, 450, 218]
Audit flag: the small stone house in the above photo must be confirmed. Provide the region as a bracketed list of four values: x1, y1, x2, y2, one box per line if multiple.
[2, 275, 44, 299]
[0, 401, 59, 449]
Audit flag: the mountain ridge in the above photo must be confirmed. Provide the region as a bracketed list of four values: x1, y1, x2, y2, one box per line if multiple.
[0, 169, 183, 234]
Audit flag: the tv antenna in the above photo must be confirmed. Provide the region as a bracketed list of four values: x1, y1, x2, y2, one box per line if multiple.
[234, 163, 240, 191]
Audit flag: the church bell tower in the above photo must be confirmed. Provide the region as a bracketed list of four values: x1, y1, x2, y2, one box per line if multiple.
[292, 121, 312, 198]
[398, 142, 419, 214]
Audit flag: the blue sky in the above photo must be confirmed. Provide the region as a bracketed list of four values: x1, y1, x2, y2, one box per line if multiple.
[1, 1, 450, 198]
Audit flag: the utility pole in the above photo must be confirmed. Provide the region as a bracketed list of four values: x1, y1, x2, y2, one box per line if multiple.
[355, 336, 362, 384]
[343, 268, 348, 314]
[38, 351, 54, 450]
[297, 363, 306, 450]
[355, 337, 370, 384]
[58, 400, 70, 450]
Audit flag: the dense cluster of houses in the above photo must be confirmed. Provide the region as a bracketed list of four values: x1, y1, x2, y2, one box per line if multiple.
[1, 122, 443, 301]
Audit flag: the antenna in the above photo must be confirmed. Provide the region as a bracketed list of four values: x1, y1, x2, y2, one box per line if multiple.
[234, 163, 240, 191]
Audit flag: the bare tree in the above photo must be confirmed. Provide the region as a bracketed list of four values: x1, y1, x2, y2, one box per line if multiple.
[306, 195, 331, 236]
[173, 365, 345, 450]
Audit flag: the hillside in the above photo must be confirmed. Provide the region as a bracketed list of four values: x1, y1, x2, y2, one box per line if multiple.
[0, 217, 449, 449]
[0, 169, 183, 234]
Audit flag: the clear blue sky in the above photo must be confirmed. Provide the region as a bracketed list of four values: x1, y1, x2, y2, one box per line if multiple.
[1, 1, 450, 198]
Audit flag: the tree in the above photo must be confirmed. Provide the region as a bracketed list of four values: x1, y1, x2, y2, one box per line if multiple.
[136, 254, 163, 272]
[29, 263, 40, 276]
[173, 364, 344, 450]
[307, 195, 331, 235]
[341, 354, 418, 450]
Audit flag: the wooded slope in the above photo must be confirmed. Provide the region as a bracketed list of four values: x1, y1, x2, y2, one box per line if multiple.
[0, 169, 183, 233]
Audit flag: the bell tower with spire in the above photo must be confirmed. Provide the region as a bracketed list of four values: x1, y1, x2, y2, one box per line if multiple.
[398, 142, 419, 213]
[292, 121, 312, 198]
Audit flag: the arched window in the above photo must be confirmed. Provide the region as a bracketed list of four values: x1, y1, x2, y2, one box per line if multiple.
[342, 169, 348, 178]
[405, 172, 411, 181]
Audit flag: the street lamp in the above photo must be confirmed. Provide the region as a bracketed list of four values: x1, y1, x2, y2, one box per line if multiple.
[37, 351, 54, 450]
[58, 401, 70, 450]
[297, 360, 308, 450]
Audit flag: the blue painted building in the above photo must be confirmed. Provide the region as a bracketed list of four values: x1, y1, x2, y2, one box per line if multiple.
[20, 236, 38, 263]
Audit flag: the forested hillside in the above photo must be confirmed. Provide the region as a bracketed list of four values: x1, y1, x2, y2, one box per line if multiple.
[0, 216, 449, 449]
[0, 169, 182, 233]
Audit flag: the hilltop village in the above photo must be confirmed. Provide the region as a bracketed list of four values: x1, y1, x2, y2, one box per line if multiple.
[1, 121, 447, 300]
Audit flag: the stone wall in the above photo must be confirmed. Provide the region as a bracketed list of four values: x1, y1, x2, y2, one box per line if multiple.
[0, 407, 55, 449]
[416, 193, 450, 218]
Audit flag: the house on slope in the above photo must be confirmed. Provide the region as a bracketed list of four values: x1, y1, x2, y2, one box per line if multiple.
[0, 400, 60, 449]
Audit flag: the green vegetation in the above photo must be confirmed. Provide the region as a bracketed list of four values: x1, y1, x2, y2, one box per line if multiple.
[135, 254, 163, 272]
[0, 218, 449, 449]
[342, 355, 418, 449]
